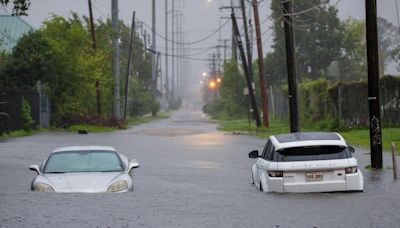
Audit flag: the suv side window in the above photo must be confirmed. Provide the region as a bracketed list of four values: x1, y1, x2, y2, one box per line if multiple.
[262, 140, 276, 161]
[261, 140, 271, 159]
[269, 146, 276, 161]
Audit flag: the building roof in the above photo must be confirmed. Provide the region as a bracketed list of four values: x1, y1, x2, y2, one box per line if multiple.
[0, 15, 34, 52]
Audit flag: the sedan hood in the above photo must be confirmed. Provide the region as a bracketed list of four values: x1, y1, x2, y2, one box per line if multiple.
[37, 172, 124, 193]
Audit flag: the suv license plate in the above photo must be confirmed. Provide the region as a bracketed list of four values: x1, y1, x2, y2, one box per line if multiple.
[306, 172, 323, 182]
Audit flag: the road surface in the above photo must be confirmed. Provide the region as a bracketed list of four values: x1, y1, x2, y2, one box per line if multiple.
[0, 108, 399, 228]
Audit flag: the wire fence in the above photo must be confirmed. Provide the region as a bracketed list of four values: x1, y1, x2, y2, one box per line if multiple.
[0, 89, 40, 135]
[269, 76, 400, 128]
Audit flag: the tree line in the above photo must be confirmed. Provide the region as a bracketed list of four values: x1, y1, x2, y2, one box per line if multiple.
[205, 0, 400, 129]
[0, 13, 160, 127]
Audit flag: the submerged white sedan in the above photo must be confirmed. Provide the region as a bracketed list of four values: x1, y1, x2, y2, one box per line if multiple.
[29, 146, 139, 193]
[249, 132, 364, 193]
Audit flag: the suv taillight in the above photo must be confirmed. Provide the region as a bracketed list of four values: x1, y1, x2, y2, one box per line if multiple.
[268, 171, 283, 177]
[345, 166, 358, 174]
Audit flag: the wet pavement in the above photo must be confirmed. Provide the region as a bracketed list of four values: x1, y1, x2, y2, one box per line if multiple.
[0, 108, 399, 228]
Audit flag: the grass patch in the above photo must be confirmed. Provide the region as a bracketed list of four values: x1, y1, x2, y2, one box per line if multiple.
[339, 128, 400, 152]
[217, 118, 400, 152]
[0, 113, 171, 139]
[218, 118, 290, 138]
[0, 129, 44, 140]
[128, 112, 170, 127]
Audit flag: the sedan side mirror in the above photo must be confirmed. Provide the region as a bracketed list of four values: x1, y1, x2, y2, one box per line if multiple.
[128, 160, 140, 171]
[248, 150, 260, 159]
[29, 164, 41, 175]
[348, 146, 355, 153]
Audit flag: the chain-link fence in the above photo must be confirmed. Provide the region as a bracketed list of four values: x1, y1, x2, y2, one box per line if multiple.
[0, 90, 40, 135]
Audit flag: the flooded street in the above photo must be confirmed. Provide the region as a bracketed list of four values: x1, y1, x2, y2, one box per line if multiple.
[0, 109, 399, 228]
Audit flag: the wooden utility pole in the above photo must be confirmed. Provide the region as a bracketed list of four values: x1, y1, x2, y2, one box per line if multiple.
[123, 12, 135, 120]
[231, 12, 261, 127]
[219, 4, 241, 62]
[165, 0, 169, 101]
[392, 142, 398, 180]
[111, 0, 121, 118]
[240, 0, 253, 82]
[365, 0, 383, 169]
[151, 0, 157, 101]
[88, 0, 102, 116]
[282, 0, 300, 132]
[171, 0, 175, 100]
[252, 0, 269, 127]
[88, 0, 97, 51]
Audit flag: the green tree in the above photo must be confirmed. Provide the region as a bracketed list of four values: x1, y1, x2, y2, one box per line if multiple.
[336, 18, 367, 81]
[377, 17, 399, 74]
[21, 97, 34, 132]
[1, 31, 57, 89]
[270, 0, 344, 81]
[337, 17, 398, 80]
[0, 13, 154, 126]
[0, 0, 30, 16]
[94, 18, 154, 117]
[216, 61, 248, 118]
[39, 15, 101, 122]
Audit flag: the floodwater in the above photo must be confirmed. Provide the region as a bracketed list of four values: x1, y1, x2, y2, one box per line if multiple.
[0, 108, 399, 228]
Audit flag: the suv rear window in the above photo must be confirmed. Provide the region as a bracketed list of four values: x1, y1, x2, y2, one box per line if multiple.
[275, 146, 352, 162]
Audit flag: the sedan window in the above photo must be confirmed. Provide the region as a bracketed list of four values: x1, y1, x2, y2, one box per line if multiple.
[43, 151, 124, 173]
[275, 146, 352, 162]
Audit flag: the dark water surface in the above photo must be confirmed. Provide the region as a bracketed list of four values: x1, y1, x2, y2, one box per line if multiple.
[1, 109, 399, 228]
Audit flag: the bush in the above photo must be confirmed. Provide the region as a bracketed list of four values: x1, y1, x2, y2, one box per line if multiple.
[151, 101, 160, 116]
[21, 97, 34, 132]
[169, 98, 182, 110]
[63, 115, 126, 129]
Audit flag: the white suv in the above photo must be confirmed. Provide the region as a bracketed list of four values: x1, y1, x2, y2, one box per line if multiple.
[249, 132, 364, 193]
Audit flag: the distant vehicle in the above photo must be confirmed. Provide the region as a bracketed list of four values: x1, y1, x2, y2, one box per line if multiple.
[29, 146, 139, 193]
[248, 132, 364, 193]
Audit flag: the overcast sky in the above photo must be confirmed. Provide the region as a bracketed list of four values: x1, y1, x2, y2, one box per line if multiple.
[5, 0, 399, 84]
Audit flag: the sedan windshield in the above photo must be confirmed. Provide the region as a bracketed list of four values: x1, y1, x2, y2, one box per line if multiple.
[276, 146, 352, 162]
[43, 151, 124, 173]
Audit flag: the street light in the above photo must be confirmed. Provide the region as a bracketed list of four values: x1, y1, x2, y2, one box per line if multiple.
[203, 72, 207, 77]
[217, 77, 222, 83]
[208, 80, 216, 89]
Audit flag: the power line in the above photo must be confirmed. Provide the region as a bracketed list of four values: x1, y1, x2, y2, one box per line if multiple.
[281, 16, 310, 31]
[282, 0, 341, 17]
[91, 1, 109, 18]
[93, 0, 110, 10]
[158, 44, 229, 51]
[160, 52, 211, 61]
[395, 0, 400, 37]
[139, 18, 230, 45]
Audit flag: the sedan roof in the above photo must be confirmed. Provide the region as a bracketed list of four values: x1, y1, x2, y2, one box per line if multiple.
[52, 146, 117, 153]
